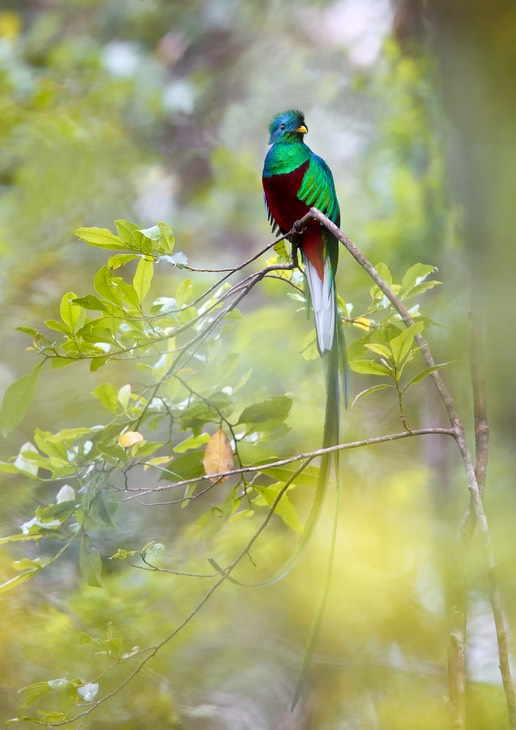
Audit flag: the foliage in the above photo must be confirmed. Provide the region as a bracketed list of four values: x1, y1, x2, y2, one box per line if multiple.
[0, 213, 457, 725]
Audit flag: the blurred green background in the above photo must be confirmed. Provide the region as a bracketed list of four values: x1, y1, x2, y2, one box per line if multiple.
[1, 0, 516, 727]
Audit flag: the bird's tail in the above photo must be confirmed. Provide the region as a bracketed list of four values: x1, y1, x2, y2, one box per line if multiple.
[290, 248, 348, 708]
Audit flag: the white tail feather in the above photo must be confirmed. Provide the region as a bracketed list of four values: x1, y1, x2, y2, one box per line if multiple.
[303, 254, 335, 353]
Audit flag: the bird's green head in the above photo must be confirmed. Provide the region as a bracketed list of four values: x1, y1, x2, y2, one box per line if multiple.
[268, 109, 308, 145]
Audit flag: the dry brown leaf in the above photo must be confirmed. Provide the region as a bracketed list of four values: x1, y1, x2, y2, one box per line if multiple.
[117, 431, 145, 448]
[203, 428, 233, 483]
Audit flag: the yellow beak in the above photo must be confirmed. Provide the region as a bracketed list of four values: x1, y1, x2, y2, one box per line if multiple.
[295, 124, 308, 134]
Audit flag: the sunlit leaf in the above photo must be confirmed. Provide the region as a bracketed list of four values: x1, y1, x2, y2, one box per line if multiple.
[59, 291, 82, 332]
[349, 359, 392, 376]
[115, 219, 141, 244]
[0, 362, 44, 436]
[389, 321, 424, 364]
[93, 383, 119, 412]
[0, 568, 40, 593]
[176, 278, 193, 308]
[352, 383, 396, 405]
[108, 253, 141, 270]
[72, 294, 108, 312]
[399, 263, 437, 298]
[110, 548, 138, 560]
[364, 343, 392, 359]
[133, 257, 153, 304]
[75, 226, 126, 250]
[254, 484, 303, 532]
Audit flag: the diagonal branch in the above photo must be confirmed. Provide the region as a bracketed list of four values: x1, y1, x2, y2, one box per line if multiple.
[302, 207, 515, 729]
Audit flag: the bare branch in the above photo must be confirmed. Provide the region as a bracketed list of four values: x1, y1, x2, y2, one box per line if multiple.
[125, 427, 455, 501]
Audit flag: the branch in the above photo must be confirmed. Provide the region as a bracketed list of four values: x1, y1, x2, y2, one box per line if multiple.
[125, 427, 455, 501]
[302, 207, 515, 728]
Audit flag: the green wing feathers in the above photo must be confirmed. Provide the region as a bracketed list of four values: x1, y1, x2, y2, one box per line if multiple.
[297, 154, 340, 224]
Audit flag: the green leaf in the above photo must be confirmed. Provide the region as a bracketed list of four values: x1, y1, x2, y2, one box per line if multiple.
[59, 291, 82, 332]
[75, 226, 126, 250]
[364, 343, 392, 359]
[375, 262, 392, 286]
[110, 548, 138, 560]
[115, 219, 141, 244]
[12, 557, 42, 571]
[173, 432, 211, 454]
[349, 360, 392, 376]
[94, 266, 123, 308]
[17, 680, 53, 707]
[157, 220, 175, 253]
[180, 392, 234, 434]
[34, 429, 68, 460]
[261, 464, 319, 489]
[0, 461, 24, 474]
[389, 322, 424, 365]
[37, 712, 67, 723]
[0, 568, 40, 593]
[399, 263, 438, 299]
[72, 294, 108, 312]
[163, 451, 205, 481]
[133, 257, 153, 304]
[0, 532, 45, 545]
[93, 383, 119, 412]
[176, 278, 193, 308]
[237, 395, 292, 425]
[44, 319, 71, 335]
[79, 540, 102, 587]
[254, 484, 303, 532]
[108, 253, 141, 270]
[90, 356, 108, 372]
[16, 326, 39, 337]
[352, 384, 396, 406]
[402, 361, 455, 392]
[90, 491, 117, 529]
[0, 362, 44, 436]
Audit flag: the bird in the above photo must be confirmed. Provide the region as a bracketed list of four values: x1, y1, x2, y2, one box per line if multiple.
[262, 109, 347, 706]
[262, 108, 347, 478]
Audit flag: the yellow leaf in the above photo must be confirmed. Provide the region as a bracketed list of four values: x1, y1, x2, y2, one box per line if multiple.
[203, 428, 233, 483]
[118, 431, 144, 448]
[353, 316, 371, 331]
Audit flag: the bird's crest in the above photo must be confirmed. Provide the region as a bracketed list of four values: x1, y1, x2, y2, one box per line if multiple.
[268, 109, 307, 144]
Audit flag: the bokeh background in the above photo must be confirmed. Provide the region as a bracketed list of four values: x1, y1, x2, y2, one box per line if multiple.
[1, 1, 516, 728]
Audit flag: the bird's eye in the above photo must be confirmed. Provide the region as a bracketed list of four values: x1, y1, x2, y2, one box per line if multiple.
[280, 123, 286, 130]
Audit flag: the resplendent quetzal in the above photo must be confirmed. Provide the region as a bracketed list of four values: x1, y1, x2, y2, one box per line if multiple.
[262, 109, 346, 476]
[262, 109, 347, 705]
